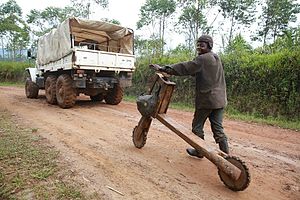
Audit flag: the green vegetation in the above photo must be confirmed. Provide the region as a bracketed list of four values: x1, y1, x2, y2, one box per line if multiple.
[225, 106, 300, 131]
[0, 110, 97, 199]
[0, 61, 31, 82]
[222, 47, 300, 120]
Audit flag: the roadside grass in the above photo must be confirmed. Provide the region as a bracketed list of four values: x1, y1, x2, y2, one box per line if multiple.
[0, 61, 30, 83]
[0, 110, 97, 199]
[124, 94, 300, 131]
[0, 82, 24, 87]
[123, 95, 136, 103]
[224, 106, 300, 131]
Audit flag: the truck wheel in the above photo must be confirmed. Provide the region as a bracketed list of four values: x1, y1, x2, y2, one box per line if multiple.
[56, 74, 76, 108]
[105, 83, 123, 105]
[25, 79, 39, 98]
[45, 75, 57, 104]
[90, 93, 104, 101]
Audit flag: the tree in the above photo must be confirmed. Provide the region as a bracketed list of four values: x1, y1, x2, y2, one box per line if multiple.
[0, 0, 29, 60]
[137, 0, 176, 55]
[70, 0, 109, 19]
[176, 0, 213, 51]
[217, 0, 257, 45]
[26, 6, 80, 51]
[134, 35, 163, 58]
[100, 18, 120, 25]
[264, 27, 300, 52]
[27, 6, 79, 38]
[256, 0, 300, 45]
[224, 33, 252, 53]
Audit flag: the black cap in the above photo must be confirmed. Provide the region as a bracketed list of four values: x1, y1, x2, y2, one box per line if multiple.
[197, 35, 213, 49]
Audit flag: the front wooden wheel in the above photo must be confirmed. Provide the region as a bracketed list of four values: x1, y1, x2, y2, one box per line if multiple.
[132, 117, 152, 149]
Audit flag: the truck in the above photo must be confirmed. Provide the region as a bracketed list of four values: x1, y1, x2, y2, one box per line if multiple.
[25, 17, 135, 108]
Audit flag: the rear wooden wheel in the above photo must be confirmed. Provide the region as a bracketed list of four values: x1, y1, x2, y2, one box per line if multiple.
[218, 156, 251, 191]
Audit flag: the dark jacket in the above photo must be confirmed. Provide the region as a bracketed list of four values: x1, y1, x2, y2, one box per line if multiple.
[170, 51, 227, 109]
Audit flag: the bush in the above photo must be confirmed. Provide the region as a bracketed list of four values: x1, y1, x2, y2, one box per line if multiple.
[223, 49, 300, 119]
[0, 61, 32, 82]
[129, 48, 299, 120]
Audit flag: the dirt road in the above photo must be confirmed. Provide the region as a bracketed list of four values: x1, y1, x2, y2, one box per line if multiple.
[0, 86, 299, 200]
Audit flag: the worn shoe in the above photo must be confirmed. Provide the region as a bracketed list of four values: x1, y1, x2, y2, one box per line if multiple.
[186, 148, 204, 158]
[218, 140, 229, 154]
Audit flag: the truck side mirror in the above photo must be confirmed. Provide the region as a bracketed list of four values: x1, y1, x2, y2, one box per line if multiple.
[27, 49, 32, 58]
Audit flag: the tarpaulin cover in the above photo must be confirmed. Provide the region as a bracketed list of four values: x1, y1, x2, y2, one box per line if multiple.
[37, 17, 134, 65]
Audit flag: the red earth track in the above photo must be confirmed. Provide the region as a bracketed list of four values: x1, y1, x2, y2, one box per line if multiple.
[0, 86, 299, 200]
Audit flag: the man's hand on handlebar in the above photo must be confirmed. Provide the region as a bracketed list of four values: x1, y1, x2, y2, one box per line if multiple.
[149, 64, 175, 75]
[149, 64, 161, 71]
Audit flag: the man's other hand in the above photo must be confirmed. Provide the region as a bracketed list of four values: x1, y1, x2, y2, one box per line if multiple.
[149, 64, 161, 71]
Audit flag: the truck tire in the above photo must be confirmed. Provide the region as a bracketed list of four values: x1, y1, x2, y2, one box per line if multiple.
[90, 93, 104, 101]
[25, 79, 39, 98]
[56, 74, 76, 108]
[105, 83, 123, 105]
[45, 75, 57, 104]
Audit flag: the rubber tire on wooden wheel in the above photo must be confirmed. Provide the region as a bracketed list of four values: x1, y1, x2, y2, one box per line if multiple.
[56, 74, 76, 108]
[45, 75, 57, 104]
[90, 93, 104, 101]
[25, 79, 39, 98]
[218, 156, 251, 191]
[105, 83, 123, 105]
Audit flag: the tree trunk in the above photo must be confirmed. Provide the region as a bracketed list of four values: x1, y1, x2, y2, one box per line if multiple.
[161, 16, 165, 56]
[195, 1, 200, 42]
[229, 15, 235, 45]
[273, 25, 277, 44]
[1, 36, 4, 60]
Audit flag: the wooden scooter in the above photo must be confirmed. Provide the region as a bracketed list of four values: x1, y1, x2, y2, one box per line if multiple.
[132, 64, 250, 191]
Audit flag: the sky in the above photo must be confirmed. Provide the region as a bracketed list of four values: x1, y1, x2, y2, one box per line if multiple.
[3, 0, 300, 52]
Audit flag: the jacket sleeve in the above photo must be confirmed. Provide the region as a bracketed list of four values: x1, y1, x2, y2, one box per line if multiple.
[170, 57, 201, 76]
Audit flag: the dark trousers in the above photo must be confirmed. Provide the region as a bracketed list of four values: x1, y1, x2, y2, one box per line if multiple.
[192, 108, 227, 143]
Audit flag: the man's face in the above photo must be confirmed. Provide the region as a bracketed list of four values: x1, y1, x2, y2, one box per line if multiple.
[196, 41, 209, 54]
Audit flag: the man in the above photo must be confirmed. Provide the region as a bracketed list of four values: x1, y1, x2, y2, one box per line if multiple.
[159, 35, 229, 158]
